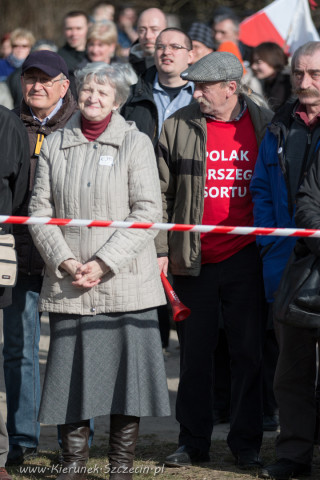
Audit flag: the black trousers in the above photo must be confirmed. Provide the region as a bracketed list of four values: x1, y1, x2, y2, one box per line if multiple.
[213, 304, 278, 417]
[173, 242, 266, 455]
[274, 322, 320, 465]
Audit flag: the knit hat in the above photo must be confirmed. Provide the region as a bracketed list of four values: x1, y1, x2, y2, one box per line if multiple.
[188, 22, 215, 50]
[22, 50, 69, 78]
[181, 51, 243, 83]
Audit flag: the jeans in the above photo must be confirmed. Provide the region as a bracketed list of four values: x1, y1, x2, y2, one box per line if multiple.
[3, 272, 95, 449]
[3, 273, 42, 447]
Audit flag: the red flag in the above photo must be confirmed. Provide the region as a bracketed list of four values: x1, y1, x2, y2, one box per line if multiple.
[240, 0, 319, 55]
[309, 0, 317, 10]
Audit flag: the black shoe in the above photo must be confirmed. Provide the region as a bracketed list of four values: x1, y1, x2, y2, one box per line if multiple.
[6, 445, 37, 466]
[164, 445, 210, 467]
[263, 414, 279, 432]
[260, 458, 311, 479]
[235, 453, 263, 470]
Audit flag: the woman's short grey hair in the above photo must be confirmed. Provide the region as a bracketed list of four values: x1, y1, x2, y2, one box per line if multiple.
[74, 62, 137, 108]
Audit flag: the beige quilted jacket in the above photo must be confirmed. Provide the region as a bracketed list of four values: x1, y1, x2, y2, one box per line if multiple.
[29, 110, 166, 314]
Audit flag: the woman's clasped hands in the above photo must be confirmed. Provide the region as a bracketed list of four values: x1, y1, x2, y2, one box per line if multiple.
[60, 258, 110, 289]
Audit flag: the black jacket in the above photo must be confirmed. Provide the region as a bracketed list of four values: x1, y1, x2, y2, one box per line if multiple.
[13, 89, 77, 275]
[58, 43, 87, 75]
[262, 70, 292, 112]
[268, 98, 320, 216]
[6, 66, 22, 108]
[296, 147, 320, 255]
[0, 105, 29, 307]
[121, 66, 159, 146]
[128, 41, 155, 76]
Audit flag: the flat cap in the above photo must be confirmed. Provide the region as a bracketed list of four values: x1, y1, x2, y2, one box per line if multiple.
[180, 51, 243, 83]
[22, 50, 69, 79]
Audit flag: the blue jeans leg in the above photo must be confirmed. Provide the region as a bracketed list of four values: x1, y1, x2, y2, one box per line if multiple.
[3, 273, 42, 447]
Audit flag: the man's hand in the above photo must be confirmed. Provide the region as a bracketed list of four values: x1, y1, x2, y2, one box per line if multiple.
[157, 257, 168, 276]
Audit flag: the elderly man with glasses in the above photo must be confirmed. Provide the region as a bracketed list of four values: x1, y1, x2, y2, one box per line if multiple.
[2, 50, 77, 467]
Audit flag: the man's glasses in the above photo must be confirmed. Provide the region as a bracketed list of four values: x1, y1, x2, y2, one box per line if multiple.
[155, 43, 191, 53]
[23, 75, 63, 88]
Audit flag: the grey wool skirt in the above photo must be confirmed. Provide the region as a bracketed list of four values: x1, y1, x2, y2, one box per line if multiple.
[38, 308, 171, 424]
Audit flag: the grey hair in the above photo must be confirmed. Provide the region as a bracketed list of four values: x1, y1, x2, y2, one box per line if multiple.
[220, 78, 242, 94]
[74, 62, 137, 108]
[291, 41, 320, 72]
[213, 14, 240, 33]
[240, 83, 270, 108]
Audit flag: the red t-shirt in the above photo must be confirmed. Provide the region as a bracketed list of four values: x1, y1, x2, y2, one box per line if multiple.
[201, 109, 258, 263]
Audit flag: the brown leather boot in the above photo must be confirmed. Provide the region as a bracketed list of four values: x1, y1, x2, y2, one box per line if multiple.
[56, 421, 90, 480]
[108, 415, 140, 480]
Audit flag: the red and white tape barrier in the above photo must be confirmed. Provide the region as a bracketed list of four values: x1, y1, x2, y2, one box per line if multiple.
[1, 215, 320, 238]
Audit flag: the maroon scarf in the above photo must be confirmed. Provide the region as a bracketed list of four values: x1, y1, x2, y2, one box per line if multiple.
[81, 112, 112, 141]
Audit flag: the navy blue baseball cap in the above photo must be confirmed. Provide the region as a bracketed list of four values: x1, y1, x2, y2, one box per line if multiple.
[21, 50, 69, 79]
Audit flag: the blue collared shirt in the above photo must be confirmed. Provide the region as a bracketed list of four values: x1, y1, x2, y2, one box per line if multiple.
[30, 98, 63, 125]
[153, 73, 194, 138]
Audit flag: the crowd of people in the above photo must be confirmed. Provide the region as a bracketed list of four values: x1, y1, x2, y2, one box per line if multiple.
[0, 2, 320, 480]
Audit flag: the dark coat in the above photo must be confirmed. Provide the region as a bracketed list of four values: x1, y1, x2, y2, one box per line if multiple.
[6, 66, 23, 108]
[262, 70, 292, 112]
[58, 43, 87, 75]
[121, 66, 159, 146]
[13, 89, 77, 275]
[0, 105, 30, 307]
[296, 148, 320, 254]
[128, 41, 155, 76]
[251, 99, 320, 302]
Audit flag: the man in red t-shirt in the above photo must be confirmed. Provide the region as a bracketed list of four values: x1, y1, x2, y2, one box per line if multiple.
[156, 51, 273, 469]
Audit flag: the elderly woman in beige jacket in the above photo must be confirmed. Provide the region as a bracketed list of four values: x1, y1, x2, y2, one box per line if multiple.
[28, 62, 170, 480]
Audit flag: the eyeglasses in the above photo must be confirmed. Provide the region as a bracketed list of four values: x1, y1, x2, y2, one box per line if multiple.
[155, 43, 191, 53]
[23, 75, 63, 87]
[12, 44, 30, 49]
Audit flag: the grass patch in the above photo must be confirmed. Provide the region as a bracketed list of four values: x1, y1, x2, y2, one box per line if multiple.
[6, 438, 320, 479]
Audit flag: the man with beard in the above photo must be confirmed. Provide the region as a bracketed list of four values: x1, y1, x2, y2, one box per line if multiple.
[251, 41, 320, 480]
[156, 51, 272, 469]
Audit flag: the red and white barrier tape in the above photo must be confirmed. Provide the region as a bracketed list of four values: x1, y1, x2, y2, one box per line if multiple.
[1, 215, 320, 238]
